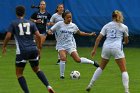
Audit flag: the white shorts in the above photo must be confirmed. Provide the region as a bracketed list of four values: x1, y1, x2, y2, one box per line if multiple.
[58, 48, 77, 55]
[101, 47, 125, 59]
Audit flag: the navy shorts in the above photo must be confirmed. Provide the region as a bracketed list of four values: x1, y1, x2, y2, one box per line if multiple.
[15, 50, 39, 68]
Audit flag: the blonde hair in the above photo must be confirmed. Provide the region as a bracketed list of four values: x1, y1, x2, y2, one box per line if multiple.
[112, 10, 124, 23]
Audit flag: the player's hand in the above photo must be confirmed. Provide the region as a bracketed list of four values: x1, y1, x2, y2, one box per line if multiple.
[2, 47, 6, 55]
[89, 32, 96, 36]
[91, 49, 96, 58]
[47, 30, 53, 35]
[36, 19, 42, 23]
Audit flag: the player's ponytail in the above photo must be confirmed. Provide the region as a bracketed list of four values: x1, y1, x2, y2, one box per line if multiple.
[112, 10, 124, 23]
[62, 10, 71, 20]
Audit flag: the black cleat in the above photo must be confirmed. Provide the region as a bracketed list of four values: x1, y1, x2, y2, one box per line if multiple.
[60, 76, 65, 79]
[56, 59, 60, 65]
[93, 61, 99, 68]
[86, 87, 91, 92]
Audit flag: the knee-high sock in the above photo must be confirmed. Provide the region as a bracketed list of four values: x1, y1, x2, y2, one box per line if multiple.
[88, 67, 102, 87]
[80, 57, 95, 64]
[122, 72, 129, 92]
[60, 61, 66, 77]
[18, 76, 29, 93]
[36, 71, 49, 88]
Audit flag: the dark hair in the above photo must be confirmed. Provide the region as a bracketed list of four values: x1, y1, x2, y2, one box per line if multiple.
[62, 10, 71, 19]
[55, 4, 64, 13]
[112, 11, 117, 19]
[16, 5, 25, 17]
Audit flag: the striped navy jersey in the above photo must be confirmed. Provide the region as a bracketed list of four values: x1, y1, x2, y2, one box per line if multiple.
[7, 18, 38, 54]
[31, 11, 51, 33]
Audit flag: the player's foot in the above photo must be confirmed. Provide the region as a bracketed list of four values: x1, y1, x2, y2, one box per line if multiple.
[48, 86, 55, 93]
[93, 61, 99, 67]
[86, 86, 91, 92]
[56, 59, 60, 65]
[60, 76, 65, 79]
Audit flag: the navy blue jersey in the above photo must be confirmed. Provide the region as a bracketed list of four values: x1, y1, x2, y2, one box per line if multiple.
[7, 18, 38, 54]
[31, 11, 51, 34]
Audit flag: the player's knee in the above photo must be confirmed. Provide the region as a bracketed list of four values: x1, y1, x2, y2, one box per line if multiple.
[60, 57, 67, 61]
[74, 58, 81, 63]
[32, 66, 40, 73]
[16, 72, 23, 78]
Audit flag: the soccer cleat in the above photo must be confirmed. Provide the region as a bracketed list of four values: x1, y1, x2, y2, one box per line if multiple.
[93, 61, 99, 68]
[60, 76, 65, 79]
[48, 86, 55, 93]
[86, 86, 91, 92]
[56, 59, 60, 65]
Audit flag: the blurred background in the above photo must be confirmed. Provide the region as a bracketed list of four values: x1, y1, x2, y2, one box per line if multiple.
[0, 0, 140, 47]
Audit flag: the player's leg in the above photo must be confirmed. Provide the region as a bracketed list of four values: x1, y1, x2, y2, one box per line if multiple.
[86, 58, 109, 92]
[56, 53, 60, 65]
[70, 50, 99, 67]
[16, 62, 29, 93]
[115, 58, 129, 93]
[59, 50, 67, 79]
[29, 50, 55, 93]
[40, 34, 46, 45]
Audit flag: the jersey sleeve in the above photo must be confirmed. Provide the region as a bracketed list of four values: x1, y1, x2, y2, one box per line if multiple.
[100, 24, 107, 36]
[31, 12, 37, 19]
[50, 22, 60, 32]
[7, 23, 14, 33]
[50, 14, 55, 23]
[32, 22, 38, 34]
[73, 24, 79, 34]
[47, 12, 51, 20]
[124, 26, 129, 37]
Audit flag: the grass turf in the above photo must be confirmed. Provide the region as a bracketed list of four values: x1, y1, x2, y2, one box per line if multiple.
[0, 46, 139, 93]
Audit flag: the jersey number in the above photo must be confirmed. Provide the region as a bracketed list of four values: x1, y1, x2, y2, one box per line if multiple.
[18, 23, 30, 35]
[110, 29, 116, 38]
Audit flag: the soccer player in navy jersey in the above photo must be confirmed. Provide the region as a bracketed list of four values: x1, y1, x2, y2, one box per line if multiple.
[30, 0, 51, 49]
[2, 5, 55, 93]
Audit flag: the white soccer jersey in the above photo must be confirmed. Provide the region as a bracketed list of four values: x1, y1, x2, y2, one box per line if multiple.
[50, 21, 79, 50]
[100, 21, 129, 49]
[50, 13, 64, 23]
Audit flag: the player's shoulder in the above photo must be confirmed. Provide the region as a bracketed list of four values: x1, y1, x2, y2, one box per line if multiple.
[52, 13, 58, 16]
[120, 23, 128, 29]
[57, 21, 63, 24]
[70, 22, 77, 26]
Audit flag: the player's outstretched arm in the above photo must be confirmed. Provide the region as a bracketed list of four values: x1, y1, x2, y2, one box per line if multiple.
[91, 34, 103, 57]
[2, 32, 12, 55]
[76, 30, 96, 37]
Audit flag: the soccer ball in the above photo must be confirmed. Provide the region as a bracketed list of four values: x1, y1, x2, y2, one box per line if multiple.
[70, 70, 80, 79]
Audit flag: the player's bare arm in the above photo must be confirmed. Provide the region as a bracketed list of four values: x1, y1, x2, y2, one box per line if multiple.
[76, 30, 96, 36]
[2, 32, 12, 55]
[91, 34, 103, 57]
[35, 31, 42, 49]
[123, 36, 129, 45]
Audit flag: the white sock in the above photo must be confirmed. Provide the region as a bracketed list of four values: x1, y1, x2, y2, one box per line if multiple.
[80, 57, 94, 64]
[60, 61, 65, 77]
[122, 72, 129, 92]
[89, 67, 102, 87]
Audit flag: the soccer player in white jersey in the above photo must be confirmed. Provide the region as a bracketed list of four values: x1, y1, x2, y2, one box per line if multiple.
[86, 10, 130, 93]
[48, 4, 64, 64]
[48, 10, 99, 79]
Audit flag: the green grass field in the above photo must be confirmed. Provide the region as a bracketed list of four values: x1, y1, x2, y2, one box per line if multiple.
[0, 46, 139, 93]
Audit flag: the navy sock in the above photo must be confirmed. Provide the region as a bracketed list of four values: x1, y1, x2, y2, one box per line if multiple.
[18, 76, 29, 93]
[36, 71, 49, 87]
